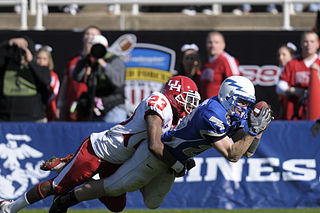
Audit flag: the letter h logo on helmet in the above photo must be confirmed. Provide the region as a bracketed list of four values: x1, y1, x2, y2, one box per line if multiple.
[167, 80, 181, 92]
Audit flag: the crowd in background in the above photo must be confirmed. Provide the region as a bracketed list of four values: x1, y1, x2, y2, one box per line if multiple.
[0, 26, 319, 123]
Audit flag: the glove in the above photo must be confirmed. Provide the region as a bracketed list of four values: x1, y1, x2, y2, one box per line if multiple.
[174, 158, 196, 177]
[248, 106, 272, 136]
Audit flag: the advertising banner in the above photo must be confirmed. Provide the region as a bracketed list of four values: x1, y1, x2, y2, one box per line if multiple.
[165, 121, 320, 209]
[0, 121, 319, 209]
[124, 43, 176, 115]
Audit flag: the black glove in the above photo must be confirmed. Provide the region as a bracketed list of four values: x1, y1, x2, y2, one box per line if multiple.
[174, 158, 196, 177]
[248, 106, 272, 136]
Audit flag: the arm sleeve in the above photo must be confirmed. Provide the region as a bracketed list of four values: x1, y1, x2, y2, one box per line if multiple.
[230, 127, 246, 142]
[276, 63, 292, 95]
[28, 59, 51, 85]
[200, 109, 227, 139]
[0, 40, 10, 67]
[100, 93, 124, 112]
[103, 56, 126, 87]
[279, 63, 291, 84]
[200, 68, 217, 100]
[143, 93, 170, 121]
[225, 57, 240, 77]
[72, 57, 89, 82]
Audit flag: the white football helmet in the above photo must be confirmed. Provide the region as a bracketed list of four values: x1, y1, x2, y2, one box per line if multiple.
[218, 76, 255, 119]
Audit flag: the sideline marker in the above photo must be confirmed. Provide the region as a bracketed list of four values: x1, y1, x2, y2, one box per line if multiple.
[307, 68, 320, 120]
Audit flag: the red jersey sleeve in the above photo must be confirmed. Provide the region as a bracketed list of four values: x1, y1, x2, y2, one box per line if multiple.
[280, 61, 294, 86]
[224, 56, 240, 77]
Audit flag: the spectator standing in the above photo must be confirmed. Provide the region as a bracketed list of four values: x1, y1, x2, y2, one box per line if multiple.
[276, 42, 297, 120]
[35, 45, 60, 121]
[0, 36, 51, 122]
[56, 25, 101, 121]
[277, 42, 297, 68]
[72, 34, 127, 123]
[200, 31, 240, 100]
[177, 43, 201, 88]
[276, 31, 320, 120]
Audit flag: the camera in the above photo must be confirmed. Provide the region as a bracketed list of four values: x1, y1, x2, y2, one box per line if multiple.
[90, 43, 107, 59]
[8, 44, 27, 64]
[11, 44, 26, 57]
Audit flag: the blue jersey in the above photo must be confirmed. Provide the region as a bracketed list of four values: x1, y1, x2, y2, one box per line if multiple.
[161, 96, 247, 161]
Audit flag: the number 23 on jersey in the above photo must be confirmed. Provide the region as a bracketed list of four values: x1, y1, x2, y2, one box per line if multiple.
[148, 95, 167, 111]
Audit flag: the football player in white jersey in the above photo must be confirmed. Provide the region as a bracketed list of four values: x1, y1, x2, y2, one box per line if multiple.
[46, 76, 273, 213]
[0, 75, 200, 213]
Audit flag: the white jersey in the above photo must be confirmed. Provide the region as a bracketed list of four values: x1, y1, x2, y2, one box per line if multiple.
[90, 92, 174, 164]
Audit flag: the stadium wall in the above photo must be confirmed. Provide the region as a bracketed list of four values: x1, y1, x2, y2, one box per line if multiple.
[0, 121, 319, 209]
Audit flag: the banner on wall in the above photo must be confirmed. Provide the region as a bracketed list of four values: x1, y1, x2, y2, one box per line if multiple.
[166, 121, 320, 209]
[0, 123, 112, 204]
[124, 43, 176, 115]
[240, 65, 281, 86]
[0, 121, 320, 209]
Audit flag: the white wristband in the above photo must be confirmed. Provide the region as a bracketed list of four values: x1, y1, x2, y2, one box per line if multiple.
[171, 160, 184, 173]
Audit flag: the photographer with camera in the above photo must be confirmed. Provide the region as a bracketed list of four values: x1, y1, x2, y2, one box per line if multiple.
[72, 34, 127, 122]
[0, 36, 51, 122]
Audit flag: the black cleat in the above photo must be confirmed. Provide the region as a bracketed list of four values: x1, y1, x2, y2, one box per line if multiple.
[49, 196, 68, 213]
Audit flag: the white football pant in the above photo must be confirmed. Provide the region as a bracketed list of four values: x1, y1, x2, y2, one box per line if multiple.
[102, 141, 175, 209]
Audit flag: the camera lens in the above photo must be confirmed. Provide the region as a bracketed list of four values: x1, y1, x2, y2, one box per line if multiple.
[91, 44, 107, 59]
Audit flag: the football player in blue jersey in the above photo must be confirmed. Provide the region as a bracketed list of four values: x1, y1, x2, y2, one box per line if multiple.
[162, 75, 269, 162]
[48, 76, 272, 213]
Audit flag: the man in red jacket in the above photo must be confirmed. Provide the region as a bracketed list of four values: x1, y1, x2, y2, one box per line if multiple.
[200, 31, 241, 100]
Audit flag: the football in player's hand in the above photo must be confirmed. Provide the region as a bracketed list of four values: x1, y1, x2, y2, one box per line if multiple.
[248, 101, 273, 135]
[253, 101, 269, 117]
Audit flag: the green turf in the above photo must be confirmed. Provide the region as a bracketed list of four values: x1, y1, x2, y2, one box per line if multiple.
[19, 208, 320, 213]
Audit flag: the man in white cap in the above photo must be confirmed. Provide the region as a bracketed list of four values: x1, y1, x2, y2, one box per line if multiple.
[72, 34, 127, 122]
[56, 25, 101, 121]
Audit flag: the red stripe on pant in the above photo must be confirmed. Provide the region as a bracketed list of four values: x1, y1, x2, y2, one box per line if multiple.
[52, 136, 127, 211]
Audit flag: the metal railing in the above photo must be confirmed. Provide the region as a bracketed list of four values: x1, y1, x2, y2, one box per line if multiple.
[0, 0, 28, 30]
[3, 0, 319, 31]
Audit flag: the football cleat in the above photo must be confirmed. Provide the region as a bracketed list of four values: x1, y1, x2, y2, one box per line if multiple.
[40, 154, 74, 174]
[0, 200, 12, 213]
[49, 196, 67, 213]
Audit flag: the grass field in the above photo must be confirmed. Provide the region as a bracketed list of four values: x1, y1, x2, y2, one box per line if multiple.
[19, 209, 320, 213]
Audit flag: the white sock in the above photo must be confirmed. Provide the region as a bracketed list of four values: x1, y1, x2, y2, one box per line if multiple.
[10, 193, 30, 213]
